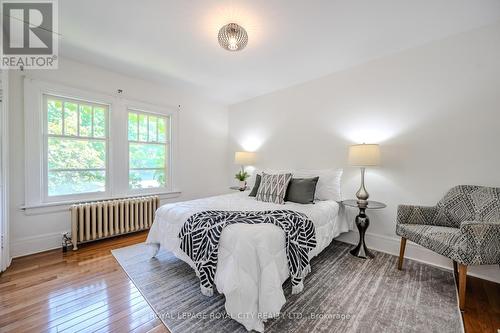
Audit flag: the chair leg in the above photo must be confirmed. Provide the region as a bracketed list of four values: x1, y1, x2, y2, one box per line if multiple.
[458, 264, 467, 311]
[398, 237, 407, 270]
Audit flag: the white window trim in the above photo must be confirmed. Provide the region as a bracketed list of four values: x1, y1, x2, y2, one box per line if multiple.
[24, 78, 180, 209]
[20, 190, 182, 216]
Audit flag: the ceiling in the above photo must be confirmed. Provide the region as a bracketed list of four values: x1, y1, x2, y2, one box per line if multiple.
[59, 0, 500, 104]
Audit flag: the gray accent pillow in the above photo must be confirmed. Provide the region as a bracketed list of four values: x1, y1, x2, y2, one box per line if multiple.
[255, 173, 293, 204]
[285, 177, 320, 204]
[249, 174, 261, 197]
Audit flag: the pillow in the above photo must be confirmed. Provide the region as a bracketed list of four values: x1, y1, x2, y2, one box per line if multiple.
[255, 172, 292, 204]
[248, 174, 261, 197]
[293, 168, 343, 201]
[285, 177, 319, 204]
[247, 169, 285, 194]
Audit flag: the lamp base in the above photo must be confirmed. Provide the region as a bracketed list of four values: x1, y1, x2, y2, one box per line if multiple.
[356, 167, 369, 201]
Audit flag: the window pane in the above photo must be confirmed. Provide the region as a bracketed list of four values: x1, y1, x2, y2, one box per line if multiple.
[128, 113, 138, 140]
[148, 116, 157, 142]
[138, 114, 148, 142]
[48, 170, 105, 196]
[129, 143, 165, 168]
[93, 107, 106, 138]
[47, 99, 63, 135]
[48, 137, 106, 169]
[129, 169, 165, 189]
[45, 96, 109, 198]
[158, 117, 166, 143]
[63, 102, 78, 136]
[79, 104, 92, 137]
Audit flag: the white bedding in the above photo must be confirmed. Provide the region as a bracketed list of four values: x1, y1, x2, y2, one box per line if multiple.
[146, 191, 348, 332]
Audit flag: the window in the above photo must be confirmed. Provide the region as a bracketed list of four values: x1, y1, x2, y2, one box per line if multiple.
[44, 95, 108, 197]
[24, 79, 179, 208]
[127, 110, 169, 190]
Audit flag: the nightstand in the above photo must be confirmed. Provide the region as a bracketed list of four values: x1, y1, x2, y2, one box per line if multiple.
[342, 199, 386, 259]
[229, 186, 249, 191]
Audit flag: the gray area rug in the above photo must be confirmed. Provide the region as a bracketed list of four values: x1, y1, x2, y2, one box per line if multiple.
[112, 241, 463, 333]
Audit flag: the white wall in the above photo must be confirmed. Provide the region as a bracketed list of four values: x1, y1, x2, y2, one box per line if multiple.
[228, 23, 500, 282]
[9, 58, 229, 257]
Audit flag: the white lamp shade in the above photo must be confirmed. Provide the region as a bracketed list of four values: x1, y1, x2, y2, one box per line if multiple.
[348, 144, 380, 166]
[234, 151, 256, 165]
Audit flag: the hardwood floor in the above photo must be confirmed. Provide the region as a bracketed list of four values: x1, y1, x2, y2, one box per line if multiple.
[1, 232, 498, 333]
[462, 275, 500, 333]
[0, 231, 169, 333]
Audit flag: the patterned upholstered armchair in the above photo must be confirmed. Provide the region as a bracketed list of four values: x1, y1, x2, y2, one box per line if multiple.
[396, 185, 500, 311]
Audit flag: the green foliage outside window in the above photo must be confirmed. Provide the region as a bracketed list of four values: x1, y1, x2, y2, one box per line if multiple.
[46, 98, 170, 196]
[46, 97, 108, 196]
[128, 111, 169, 189]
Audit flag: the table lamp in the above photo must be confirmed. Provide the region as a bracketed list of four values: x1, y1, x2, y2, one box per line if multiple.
[234, 151, 256, 190]
[234, 151, 256, 172]
[348, 144, 380, 202]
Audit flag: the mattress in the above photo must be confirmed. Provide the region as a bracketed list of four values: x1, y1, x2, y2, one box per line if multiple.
[146, 191, 348, 331]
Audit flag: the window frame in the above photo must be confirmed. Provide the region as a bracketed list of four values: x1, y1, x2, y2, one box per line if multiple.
[23, 78, 180, 209]
[42, 94, 110, 202]
[126, 107, 172, 195]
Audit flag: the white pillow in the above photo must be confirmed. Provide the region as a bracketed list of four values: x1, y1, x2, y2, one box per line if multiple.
[293, 168, 343, 202]
[248, 168, 290, 188]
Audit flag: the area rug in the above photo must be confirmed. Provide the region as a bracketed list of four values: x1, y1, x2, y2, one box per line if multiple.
[112, 240, 463, 333]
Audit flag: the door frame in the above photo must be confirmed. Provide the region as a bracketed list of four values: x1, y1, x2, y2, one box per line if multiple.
[1, 70, 10, 271]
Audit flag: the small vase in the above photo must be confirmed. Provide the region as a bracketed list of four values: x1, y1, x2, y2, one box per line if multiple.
[239, 181, 246, 190]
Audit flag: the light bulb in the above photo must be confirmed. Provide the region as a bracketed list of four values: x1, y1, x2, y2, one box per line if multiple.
[228, 37, 238, 50]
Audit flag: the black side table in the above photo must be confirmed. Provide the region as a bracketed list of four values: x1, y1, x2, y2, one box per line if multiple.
[342, 199, 386, 259]
[229, 186, 249, 191]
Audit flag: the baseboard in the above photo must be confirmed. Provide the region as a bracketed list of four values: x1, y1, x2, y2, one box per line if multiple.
[10, 232, 64, 258]
[335, 231, 500, 284]
[10, 229, 147, 259]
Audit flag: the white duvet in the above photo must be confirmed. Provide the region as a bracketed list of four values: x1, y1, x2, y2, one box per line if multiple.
[146, 191, 348, 332]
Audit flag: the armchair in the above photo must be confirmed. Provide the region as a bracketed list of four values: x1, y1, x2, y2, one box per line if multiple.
[396, 185, 500, 311]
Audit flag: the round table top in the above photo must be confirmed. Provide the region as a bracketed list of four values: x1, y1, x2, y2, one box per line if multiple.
[342, 199, 386, 209]
[229, 186, 249, 191]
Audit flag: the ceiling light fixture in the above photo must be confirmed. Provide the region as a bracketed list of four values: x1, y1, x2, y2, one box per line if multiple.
[218, 23, 248, 51]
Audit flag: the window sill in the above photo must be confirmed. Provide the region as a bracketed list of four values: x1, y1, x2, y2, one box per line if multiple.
[20, 190, 182, 215]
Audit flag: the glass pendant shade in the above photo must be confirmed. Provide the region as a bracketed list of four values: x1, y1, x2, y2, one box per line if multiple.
[218, 23, 248, 51]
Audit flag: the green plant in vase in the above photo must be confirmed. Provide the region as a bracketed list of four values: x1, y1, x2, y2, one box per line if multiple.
[235, 170, 249, 190]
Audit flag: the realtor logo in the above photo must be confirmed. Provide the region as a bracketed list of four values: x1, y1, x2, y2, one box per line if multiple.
[1, 0, 58, 69]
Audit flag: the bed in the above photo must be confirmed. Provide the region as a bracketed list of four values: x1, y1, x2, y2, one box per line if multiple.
[146, 185, 348, 331]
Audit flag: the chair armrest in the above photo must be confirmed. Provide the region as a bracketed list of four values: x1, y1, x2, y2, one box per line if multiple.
[459, 221, 500, 265]
[460, 220, 500, 235]
[397, 204, 441, 225]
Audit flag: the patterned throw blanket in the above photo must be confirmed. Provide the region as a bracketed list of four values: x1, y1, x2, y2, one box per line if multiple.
[178, 210, 317, 296]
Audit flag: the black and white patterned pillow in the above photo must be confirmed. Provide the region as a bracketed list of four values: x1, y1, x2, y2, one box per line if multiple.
[255, 172, 293, 204]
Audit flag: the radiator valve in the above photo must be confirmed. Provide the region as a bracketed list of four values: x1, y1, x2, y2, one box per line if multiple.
[61, 232, 72, 253]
